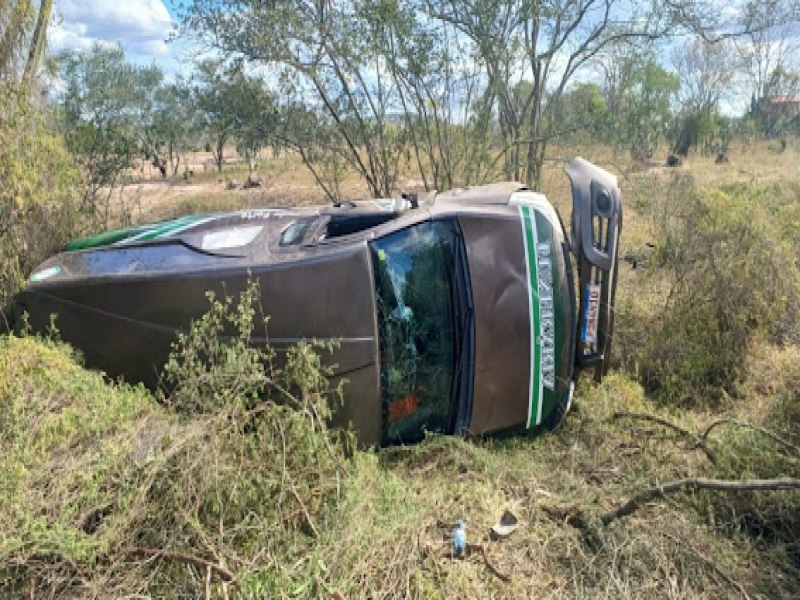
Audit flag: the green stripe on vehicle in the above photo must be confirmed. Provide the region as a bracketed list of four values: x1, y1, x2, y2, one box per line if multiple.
[124, 215, 205, 242]
[65, 215, 211, 251]
[519, 205, 543, 428]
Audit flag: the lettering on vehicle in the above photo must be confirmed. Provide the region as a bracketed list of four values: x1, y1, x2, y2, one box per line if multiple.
[518, 204, 556, 428]
[537, 242, 556, 391]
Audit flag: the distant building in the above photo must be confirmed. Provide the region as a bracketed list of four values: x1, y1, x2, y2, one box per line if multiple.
[759, 95, 800, 119]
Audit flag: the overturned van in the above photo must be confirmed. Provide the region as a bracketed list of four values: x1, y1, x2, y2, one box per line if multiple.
[14, 157, 622, 446]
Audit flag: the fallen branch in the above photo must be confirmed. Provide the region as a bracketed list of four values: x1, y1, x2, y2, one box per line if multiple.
[601, 477, 800, 526]
[701, 418, 799, 455]
[476, 544, 511, 582]
[613, 410, 716, 461]
[461, 543, 512, 582]
[289, 483, 320, 538]
[127, 547, 237, 585]
[611, 411, 798, 464]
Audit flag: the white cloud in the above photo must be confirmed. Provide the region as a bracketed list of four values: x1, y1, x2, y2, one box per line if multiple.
[50, 0, 175, 64]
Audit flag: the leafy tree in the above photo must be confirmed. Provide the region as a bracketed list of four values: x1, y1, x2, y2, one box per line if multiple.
[192, 62, 276, 174]
[619, 57, 679, 161]
[57, 44, 162, 222]
[597, 43, 680, 159]
[184, 0, 412, 195]
[550, 83, 611, 145]
[231, 80, 278, 175]
[180, 0, 711, 189]
[670, 37, 735, 156]
[0, 83, 81, 306]
[151, 81, 197, 177]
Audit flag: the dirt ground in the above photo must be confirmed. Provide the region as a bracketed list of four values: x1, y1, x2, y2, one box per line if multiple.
[111, 140, 799, 227]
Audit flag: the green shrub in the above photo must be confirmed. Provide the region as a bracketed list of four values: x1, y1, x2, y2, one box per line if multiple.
[0, 282, 348, 597]
[0, 84, 83, 310]
[625, 174, 798, 405]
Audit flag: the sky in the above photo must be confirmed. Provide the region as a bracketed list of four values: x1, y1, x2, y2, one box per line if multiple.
[49, 0, 182, 72]
[46, 0, 798, 117]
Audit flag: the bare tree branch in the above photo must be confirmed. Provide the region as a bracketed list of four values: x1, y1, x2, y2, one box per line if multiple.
[601, 477, 800, 525]
[701, 418, 800, 455]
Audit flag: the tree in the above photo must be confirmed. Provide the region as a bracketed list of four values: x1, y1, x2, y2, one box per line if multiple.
[670, 37, 736, 156]
[20, 0, 49, 85]
[0, 0, 33, 77]
[180, 0, 764, 190]
[550, 82, 611, 145]
[229, 77, 277, 175]
[673, 37, 735, 115]
[1, 0, 52, 89]
[58, 45, 158, 220]
[733, 0, 799, 103]
[425, 0, 694, 184]
[191, 62, 234, 173]
[622, 59, 679, 160]
[0, 82, 81, 306]
[372, 0, 493, 190]
[598, 45, 679, 160]
[192, 62, 276, 174]
[760, 66, 800, 142]
[150, 81, 196, 177]
[183, 1, 407, 195]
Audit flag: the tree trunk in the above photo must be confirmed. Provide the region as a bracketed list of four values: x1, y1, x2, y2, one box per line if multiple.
[215, 136, 225, 173]
[21, 0, 51, 87]
[0, 0, 32, 78]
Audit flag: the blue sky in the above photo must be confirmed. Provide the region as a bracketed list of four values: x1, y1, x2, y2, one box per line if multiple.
[49, 0, 183, 72]
[47, 0, 796, 116]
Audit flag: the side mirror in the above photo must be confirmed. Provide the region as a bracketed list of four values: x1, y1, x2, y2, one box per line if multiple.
[565, 157, 623, 381]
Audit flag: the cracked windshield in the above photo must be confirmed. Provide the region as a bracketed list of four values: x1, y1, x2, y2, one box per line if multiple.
[370, 221, 457, 444]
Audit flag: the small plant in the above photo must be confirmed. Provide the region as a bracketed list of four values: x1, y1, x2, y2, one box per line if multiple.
[161, 279, 271, 414]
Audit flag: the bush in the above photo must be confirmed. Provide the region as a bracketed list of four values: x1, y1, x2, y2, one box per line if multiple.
[622, 173, 799, 405]
[0, 283, 349, 597]
[0, 84, 83, 311]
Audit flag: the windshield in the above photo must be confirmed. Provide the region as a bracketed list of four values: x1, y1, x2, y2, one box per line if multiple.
[370, 220, 469, 444]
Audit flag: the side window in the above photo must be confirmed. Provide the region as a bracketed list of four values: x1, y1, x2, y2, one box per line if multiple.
[279, 219, 313, 246]
[370, 221, 457, 444]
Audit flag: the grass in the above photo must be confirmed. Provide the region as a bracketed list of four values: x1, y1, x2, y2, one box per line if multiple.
[1, 337, 798, 598]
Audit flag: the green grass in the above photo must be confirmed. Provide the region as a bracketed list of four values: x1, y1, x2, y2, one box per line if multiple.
[1, 335, 798, 598]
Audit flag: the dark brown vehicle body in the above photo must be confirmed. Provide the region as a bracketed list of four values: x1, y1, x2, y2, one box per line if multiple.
[12, 158, 622, 446]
